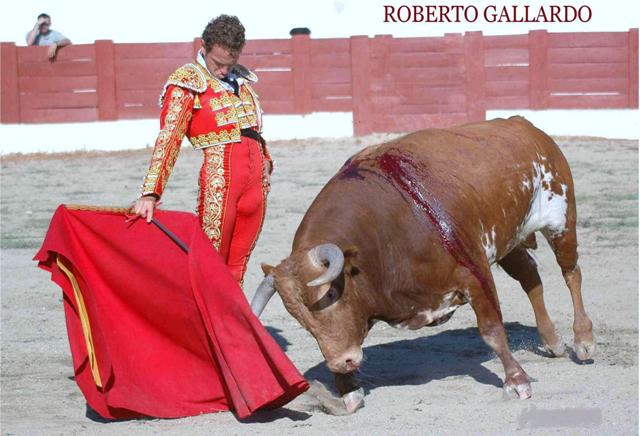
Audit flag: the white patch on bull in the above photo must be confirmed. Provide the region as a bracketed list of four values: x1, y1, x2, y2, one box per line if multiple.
[411, 292, 459, 328]
[481, 226, 497, 263]
[517, 161, 568, 242]
[521, 177, 532, 192]
[393, 292, 461, 330]
[392, 321, 412, 331]
[462, 288, 472, 304]
[416, 304, 458, 326]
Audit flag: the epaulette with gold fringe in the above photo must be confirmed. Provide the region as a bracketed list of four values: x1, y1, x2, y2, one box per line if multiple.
[158, 63, 207, 107]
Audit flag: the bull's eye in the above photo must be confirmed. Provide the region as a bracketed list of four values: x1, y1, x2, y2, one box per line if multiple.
[327, 287, 338, 302]
[308, 285, 341, 311]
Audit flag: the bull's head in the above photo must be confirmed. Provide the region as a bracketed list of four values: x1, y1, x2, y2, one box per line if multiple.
[251, 243, 370, 374]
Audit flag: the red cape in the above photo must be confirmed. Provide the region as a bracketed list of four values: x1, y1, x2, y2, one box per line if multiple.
[34, 205, 308, 419]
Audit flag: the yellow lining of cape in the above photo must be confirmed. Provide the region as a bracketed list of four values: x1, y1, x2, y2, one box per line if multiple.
[56, 255, 103, 388]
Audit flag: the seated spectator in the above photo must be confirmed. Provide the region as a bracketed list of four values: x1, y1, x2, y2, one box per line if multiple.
[26, 13, 71, 60]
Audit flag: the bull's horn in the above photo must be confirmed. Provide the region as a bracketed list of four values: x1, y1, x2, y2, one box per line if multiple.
[250, 274, 276, 317]
[306, 243, 345, 287]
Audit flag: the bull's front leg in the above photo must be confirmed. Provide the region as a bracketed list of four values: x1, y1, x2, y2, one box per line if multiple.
[464, 268, 532, 399]
[334, 372, 365, 413]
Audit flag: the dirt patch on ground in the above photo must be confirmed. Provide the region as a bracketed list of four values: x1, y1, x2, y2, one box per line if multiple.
[1, 134, 637, 434]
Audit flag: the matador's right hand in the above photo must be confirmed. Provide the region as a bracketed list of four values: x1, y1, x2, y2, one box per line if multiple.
[132, 196, 161, 223]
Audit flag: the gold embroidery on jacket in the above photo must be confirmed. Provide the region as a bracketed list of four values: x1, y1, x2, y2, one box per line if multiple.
[215, 110, 238, 127]
[189, 127, 241, 148]
[186, 63, 260, 148]
[142, 87, 193, 196]
[199, 145, 228, 250]
[209, 94, 234, 111]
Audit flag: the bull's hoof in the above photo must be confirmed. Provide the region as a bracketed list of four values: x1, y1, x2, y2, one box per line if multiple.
[503, 372, 532, 400]
[342, 388, 365, 413]
[543, 338, 567, 357]
[574, 341, 595, 361]
[503, 382, 532, 400]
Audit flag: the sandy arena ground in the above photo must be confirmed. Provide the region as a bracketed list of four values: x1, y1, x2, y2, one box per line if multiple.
[1, 133, 638, 435]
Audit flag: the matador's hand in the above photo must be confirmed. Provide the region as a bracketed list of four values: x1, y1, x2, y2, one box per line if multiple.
[132, 196, 161, 223]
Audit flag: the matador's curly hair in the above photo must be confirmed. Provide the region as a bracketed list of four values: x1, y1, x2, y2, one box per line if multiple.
[201, 15, 245, 55]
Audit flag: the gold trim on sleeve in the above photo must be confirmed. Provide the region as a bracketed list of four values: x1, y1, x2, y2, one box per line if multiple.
[142, 87, 194, 196]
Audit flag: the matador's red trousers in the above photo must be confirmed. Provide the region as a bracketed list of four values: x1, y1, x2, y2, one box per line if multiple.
[197, 137, 267, 284]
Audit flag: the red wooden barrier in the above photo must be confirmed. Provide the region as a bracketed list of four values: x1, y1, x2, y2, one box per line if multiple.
[529, 30, 549, 109]
[1, 29, 637, 136]
[351, 35, 372, 135]
[96, 40, 117, 120]
[242, 39, 294, 114]
[291, 34, 312, 114]
[464, 31, 485, 122]
[628, 29, 638, 108]
[1, 43, 20, 123]
[15, 44, 99, 123]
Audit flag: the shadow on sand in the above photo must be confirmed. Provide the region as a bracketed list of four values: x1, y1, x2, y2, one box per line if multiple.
[265, 326, 291, 352]
[304, 322, 549, 394]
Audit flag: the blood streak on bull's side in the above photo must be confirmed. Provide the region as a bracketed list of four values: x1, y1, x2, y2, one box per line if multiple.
[338, 151, 500, 317]
[375, 151, 501, 317]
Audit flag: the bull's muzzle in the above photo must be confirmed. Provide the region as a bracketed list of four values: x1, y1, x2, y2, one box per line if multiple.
[326, 347, 364, 374]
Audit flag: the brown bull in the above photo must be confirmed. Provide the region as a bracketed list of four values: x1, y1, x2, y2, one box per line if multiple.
[251, 116, 594, 412]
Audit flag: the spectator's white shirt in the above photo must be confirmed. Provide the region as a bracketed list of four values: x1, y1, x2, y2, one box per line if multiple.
[27, 30, 67, 46]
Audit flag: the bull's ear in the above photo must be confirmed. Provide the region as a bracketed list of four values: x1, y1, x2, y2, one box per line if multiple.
[344, 246, 358, 259]
[343, 246, 360, 276]
[261, 263, 275, 276]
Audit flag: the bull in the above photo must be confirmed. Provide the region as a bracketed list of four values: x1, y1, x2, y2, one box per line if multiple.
[251, 116, 595, 412]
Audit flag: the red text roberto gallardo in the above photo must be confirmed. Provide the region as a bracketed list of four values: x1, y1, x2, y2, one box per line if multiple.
[383, 3, 593, 23]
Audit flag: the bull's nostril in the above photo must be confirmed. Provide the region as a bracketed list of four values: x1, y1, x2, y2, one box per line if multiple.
[345, 358, 359, 370]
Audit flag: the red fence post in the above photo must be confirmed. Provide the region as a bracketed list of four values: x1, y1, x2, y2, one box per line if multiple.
[291, 33, 312, 114]
[350, 35, 372, 136]
[529, 30, 549, 109]
[628, 28, 638, 108]
[0, 42, 20, 123]
[464, 31, 486, 122]
[193, 37, 201, 59]
[95, 40, 118, 120]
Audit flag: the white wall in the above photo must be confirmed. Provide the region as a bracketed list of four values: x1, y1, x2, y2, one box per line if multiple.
[0, 113, 355, 154]
[1, 110, 636, 155]
[486, 109, 640, 139]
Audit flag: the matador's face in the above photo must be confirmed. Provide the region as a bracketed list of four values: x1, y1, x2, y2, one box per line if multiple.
[203, 44, 239, 80]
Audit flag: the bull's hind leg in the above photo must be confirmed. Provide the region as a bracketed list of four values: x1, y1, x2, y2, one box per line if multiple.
[460, 266, 531, 399]
[544, 227, 595, 361]
[498, 247, 566, 356]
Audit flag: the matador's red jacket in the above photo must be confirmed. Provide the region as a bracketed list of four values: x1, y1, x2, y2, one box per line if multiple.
[140, 61, 271, 198]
